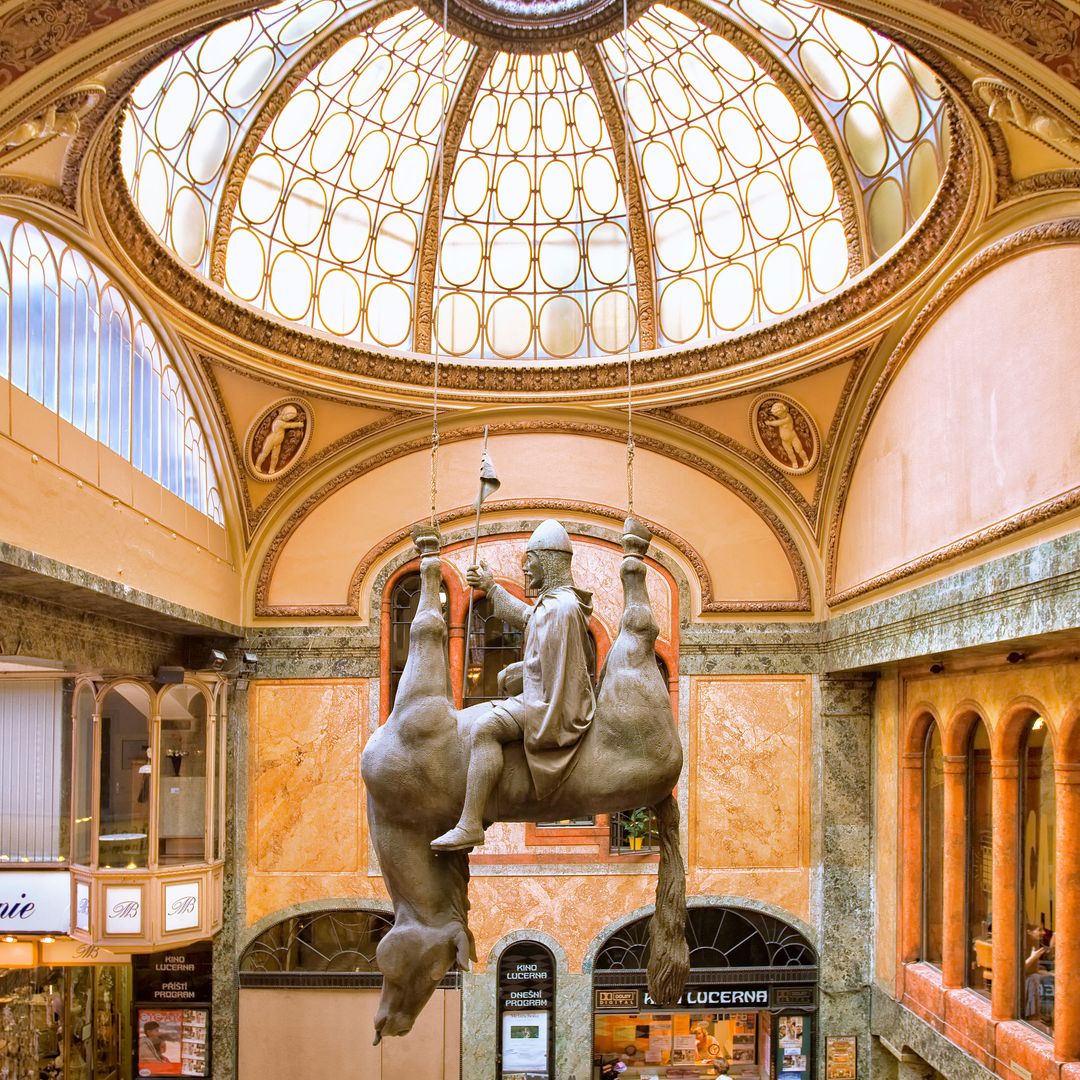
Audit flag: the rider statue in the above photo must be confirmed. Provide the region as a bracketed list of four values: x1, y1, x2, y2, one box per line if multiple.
[430, 519, 596, 851]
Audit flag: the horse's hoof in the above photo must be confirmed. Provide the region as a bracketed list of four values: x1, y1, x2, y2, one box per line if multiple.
[430, 825, 484, 851]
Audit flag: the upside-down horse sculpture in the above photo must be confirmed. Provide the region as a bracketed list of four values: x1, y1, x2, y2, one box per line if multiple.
[360, 515, 688, 1042]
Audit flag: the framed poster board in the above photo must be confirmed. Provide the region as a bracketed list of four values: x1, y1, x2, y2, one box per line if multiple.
[825, 1036, 857, 1080]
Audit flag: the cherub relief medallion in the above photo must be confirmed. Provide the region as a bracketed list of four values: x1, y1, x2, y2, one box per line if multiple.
[749, 392, 820, 475]
[244, 397, 313, 482]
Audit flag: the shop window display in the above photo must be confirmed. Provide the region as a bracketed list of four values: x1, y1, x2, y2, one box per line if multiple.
[97, 685, 152, 871]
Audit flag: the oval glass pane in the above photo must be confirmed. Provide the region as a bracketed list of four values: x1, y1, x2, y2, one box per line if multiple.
[132, 60, 169, 110]
[626, 78, 655, 134]
[679, 54, 722, 103]
[701, 191, 744, 257]
[754, 84, 801, 144]
[747, 171, 791, 239]
[539, 159, 574, 220]
[908, 140, 940, 220]
[908, 54, 943, 100]
[538, 226, 580, 289]
[540, 97, 567, 153]
[591, 289, 636, 353]
[319, 38, 367, 88]
[224, 46, 274, 108]
[877, 63, 920, 141]
[739, 0, 796, 37]
[539, 295, 585, 358]
[270, 250, 313, 320]
[187, 110, 230, 184]
[704, 35, 755, 81]
[823, 10, 879, 65]
[710, 262, 755, 330]
[573, 93, 603, 147]
[790, 146, 835, 216]
[808, 218, 849, 293]
[496, 160, 531, 220]
[799, 41, 848, 100]
[391, 143, 430, 205]
[641, 141, 679, 202]
[453, 156, 489, 217]
[415, 82, 447, 138]
[283, 178, 327, 247]
[198, 17, 253, 74]
[540, 53, 557, 92]
[660, 277, 704, 343]
[514, 55, 532, 92]
[587, 221, 629, 285]
[171, 187, 206, 267]
[719, 108, 762, 168]
[760, 244, 804, 314]
[435, 291, 480, 355]
[349, 55, 392, 108]
[506, 96, 533, 155]
[328, 197, 372, 264]
[226, 229, 265, 301]
[653, 69, 690, 120]
[441, 222, 483, 286]
[844, 102, 887, 177]
[487, 295, 533, 358]
[581, 154, 618, 215]
[654, 206, 697, 272]
[239, 153, 284, 224]
[273, 90, 319, 151]
[279, 0, 335, 45]
[682, 126, 721, 187]
[489, 226, 531, 290]
[366, 281, 411, 347]
[374, 211, 418, 275]
[869, 177, 905, 255]
[350, 130, 391, 191]
[470, 93, 500, 149]
[381, 70, 420, 125]
[310, 112, 354, 174]
[155, 72, 199, 151]
[489, 51, 509, 89]
[136, 150, 168, 234]
[564, 50, 584, 86]
[317, 268, 362, 336]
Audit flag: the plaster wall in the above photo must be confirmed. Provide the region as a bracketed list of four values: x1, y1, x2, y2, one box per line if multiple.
[834, 245, 1080, 597]
[263, 432, 801, 610]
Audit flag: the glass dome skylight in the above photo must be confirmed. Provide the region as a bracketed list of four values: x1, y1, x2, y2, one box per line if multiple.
[121, 0, 948, 362]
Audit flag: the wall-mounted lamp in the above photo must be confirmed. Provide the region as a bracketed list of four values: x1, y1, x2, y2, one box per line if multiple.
[208, 649, 228, 669]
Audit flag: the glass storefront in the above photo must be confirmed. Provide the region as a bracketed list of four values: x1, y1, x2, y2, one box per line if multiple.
[0, 963, 131, 1080]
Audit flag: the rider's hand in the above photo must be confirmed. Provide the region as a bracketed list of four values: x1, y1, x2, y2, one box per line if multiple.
[466, 560, 495, 593]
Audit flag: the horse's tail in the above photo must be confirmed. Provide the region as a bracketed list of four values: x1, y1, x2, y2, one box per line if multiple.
[646, 793, 689, 1006]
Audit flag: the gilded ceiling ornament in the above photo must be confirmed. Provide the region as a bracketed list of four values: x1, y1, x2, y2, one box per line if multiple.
[244, 397, 313, 483]
[749, 393, 820, 475]
[973, 76, 1080, 159]
[2, 83, 104, 147]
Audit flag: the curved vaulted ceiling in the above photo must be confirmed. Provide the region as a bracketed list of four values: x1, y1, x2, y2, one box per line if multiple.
[120, 0, 949, 363]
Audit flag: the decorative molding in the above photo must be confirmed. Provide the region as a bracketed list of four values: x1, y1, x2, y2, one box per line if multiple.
[252, 421, 813, 616]
[748, 392, 821, 476]
[207, 0, 413, 283]
[92, 62, 973, 400]
[413, 46, 495, 353]
[825, 217, 1080, 606]
[1, 82, 103, 147]
[578, 43, 657, 350]
[974, 75, 1080, 158]
[243, 397, 314, 483]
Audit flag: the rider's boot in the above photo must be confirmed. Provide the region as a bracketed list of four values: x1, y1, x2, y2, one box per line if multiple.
[431, 736, 502, 851]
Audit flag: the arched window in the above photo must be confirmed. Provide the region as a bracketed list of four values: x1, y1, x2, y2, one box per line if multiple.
[0, 215, 224, 523]
[922, 721, 944, 965]
[464, 594, 526, 709]
[388, 571, 449, 710]
[966, 719, 993, 995]
[240, 909, 393, 979]
[1019, 715, 1055, 1034]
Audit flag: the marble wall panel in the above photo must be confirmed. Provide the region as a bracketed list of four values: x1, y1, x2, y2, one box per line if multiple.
[875, 670, 900, 995]
[690, 676, 811, 871]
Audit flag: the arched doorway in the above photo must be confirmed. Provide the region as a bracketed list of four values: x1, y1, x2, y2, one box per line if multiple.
[237, 907, 461, 1080]
[592, 905, 818, 1079]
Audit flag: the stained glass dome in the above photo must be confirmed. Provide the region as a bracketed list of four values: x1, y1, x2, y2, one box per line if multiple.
[121, 0, 949, 362]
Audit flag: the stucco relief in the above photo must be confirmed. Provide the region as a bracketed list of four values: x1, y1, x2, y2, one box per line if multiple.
[244, 397, 314, 483]
[749, 393, 821, 476]
[443, 534, 673, 643]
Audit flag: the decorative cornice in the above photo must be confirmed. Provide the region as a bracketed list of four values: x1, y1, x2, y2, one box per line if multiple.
[208, 0, 413, 282]
[252, 420, 813, 616]
[578, 43, 656, 349]
[825, 217, 1080, 606]
[413, 46, 495, 353]
[92, 57, 974, 401]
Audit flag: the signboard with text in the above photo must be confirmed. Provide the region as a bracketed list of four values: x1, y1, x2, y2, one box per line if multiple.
[134, 944, 212, 1080]
[0, 871, 71, 933]
[498, 941, 555, 1080]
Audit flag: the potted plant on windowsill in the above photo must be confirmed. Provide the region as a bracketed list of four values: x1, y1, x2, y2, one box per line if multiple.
[624, 808, 651, 851]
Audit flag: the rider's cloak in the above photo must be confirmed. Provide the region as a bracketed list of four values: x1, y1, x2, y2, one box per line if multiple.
[489, 583, 596, 798]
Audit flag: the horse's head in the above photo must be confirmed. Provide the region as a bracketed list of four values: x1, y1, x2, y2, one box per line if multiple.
[373, 921, 472, 1043]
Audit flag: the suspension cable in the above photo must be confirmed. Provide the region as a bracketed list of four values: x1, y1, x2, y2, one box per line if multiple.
[622, 0, 635, 515]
